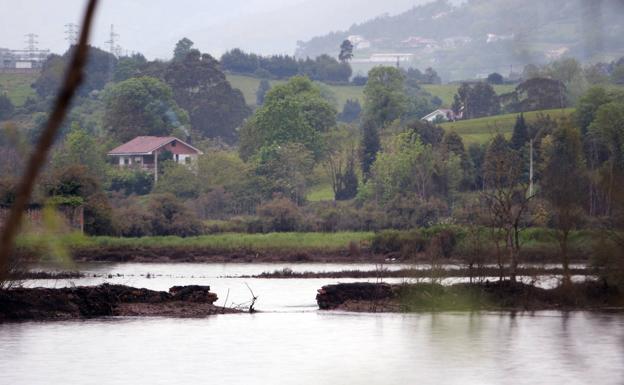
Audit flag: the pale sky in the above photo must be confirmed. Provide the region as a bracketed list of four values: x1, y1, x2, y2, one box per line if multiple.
[0, 0, 430, 59]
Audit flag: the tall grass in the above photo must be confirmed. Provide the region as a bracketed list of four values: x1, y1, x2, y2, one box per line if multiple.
[16, 232, 374, 253]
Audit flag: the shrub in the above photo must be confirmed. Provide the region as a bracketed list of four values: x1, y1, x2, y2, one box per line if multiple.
[592, 237, 624, 289]
[257, 197, 302, 232]
[115, 204, 153, 237]
[84, 192, 116, 236]
[147, 193, 204, 237]
[371, 229, 427, 255]
[109, 169, 153, 196]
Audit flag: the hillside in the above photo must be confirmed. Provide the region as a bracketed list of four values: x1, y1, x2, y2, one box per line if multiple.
[440, 108, 575, 144]
[296, 0, 624, 80]
[0, 72, 37, 106]
[227, 73, 513, 109]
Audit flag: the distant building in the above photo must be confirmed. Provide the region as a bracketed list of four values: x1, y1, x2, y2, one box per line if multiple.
[421, 109, 459, 123]
[351, 53, 414, 64]
[401, 36, 439, 50]
[347, 35, 371, 50]
[107, 136, 203, 182]
[0, 47, 50, 73]
[486, 33, 514, 44]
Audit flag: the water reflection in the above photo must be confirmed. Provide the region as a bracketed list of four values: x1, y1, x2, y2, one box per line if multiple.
[1, 263, 620, 385]
[0, 311, 622, 384]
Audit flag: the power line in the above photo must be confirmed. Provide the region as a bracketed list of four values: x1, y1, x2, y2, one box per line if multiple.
[105, 24, 120, 56]
[64, 23, 79, 46]
[24, 33, 38, 59]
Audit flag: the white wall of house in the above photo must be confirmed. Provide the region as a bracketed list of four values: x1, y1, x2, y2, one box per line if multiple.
[174, 154, 198, 165]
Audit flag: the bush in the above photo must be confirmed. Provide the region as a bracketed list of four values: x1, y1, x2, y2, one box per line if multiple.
[384, 195, 448, 229]
[257, 197, 302, 232]
[115, 204, 153, 237]
[109, 169, 153, 196]
[147, 193, 204, 237]
[84, 192, 115, 236]
[371, 229, 427, 255]
[592, 237, 624, 289]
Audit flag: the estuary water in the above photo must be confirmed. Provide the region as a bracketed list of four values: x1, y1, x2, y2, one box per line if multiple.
[0, 262, 622, 385]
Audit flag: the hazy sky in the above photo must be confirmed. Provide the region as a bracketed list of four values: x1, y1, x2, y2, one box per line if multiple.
[0, 0, 431, 59]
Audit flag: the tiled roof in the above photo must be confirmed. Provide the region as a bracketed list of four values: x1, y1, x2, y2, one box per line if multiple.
[108, 136, 200, 155]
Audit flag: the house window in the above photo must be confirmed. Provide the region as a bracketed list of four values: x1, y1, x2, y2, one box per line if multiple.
[175, 154, 179, 162]
[171, 141, 176, 147]
[124, 157, 129, 165]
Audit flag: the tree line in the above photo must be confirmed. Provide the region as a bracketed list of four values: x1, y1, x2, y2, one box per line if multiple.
[220, 48, 352, 83]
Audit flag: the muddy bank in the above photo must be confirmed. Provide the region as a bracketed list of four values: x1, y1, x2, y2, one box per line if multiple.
[247, 266, 590, 279]
[18, 246, 589, 265]
[59, 247, 383, 263]
[316, 281, 623, 312]
[0, 284, 239, 322]
[11, 271, 86, 280]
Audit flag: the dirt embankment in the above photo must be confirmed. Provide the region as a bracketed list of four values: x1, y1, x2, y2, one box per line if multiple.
[59, 247, 382, 263]
[19, 246, 589, 265]
[248, 266, 591, 279]
[316, 281, 624, 312]
[0, 284, 239, 322]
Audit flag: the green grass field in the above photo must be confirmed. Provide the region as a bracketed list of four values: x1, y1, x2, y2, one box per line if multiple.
[440, 108, 576, 145]
[0, 73, 37, 106]
[17, 231, 374, 254]
[226, 73, 515, 109]
[307, 183, 335, 202]
[423, 84, 515, 107]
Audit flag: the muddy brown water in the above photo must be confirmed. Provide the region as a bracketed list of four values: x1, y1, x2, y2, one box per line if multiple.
[0, 262, 621, 385]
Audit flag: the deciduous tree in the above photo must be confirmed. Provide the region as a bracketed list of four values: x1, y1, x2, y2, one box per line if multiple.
[103, 76, 188, 142]
[542, 122, 587, 283]
[165, 49, 250, 143]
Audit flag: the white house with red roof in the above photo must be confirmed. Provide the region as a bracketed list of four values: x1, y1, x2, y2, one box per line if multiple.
[107, 136, 203, 181]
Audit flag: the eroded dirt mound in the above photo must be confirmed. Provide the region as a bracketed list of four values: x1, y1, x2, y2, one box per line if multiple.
[316, 282, 394, 310]
[316, 281, 623, 312]
[0, 284, 233, 322]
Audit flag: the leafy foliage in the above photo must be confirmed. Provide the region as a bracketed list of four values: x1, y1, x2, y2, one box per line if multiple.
[363, 67, 406, 127]
[165, 47, 250, 143]
[33, 45, 117, 98]
[103, 76, 188, 142]
[240, 76, 336, 161]
[220, 49, 352, 83]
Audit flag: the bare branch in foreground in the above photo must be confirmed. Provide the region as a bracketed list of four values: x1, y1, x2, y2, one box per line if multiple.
[0, 0, 99, 284]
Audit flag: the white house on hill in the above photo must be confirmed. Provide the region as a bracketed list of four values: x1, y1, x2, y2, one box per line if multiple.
[107, 136, 202, 181]
[421, 109, 459, 123]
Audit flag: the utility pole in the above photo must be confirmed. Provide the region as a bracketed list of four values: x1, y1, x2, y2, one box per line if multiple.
[64, 23, 79, 46]
[105, 24, 119, 56]
[24, 33, 38, 59]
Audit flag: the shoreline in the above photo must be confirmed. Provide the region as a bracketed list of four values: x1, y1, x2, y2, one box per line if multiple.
[316, 281, 623, 312]
[16, 247, 590, 265]
[241, 266, 592, 279]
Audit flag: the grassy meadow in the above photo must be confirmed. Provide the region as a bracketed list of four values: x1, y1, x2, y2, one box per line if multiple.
[440, 108, 576, 145]
[0, 72, 37, 106]
[226, 73, 515, 109]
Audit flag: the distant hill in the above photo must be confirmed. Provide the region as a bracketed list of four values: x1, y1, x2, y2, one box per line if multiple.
[296, 0, 624, 80]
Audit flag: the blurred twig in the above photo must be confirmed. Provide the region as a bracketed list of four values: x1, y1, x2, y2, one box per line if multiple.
[0, 0, 99, 283]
